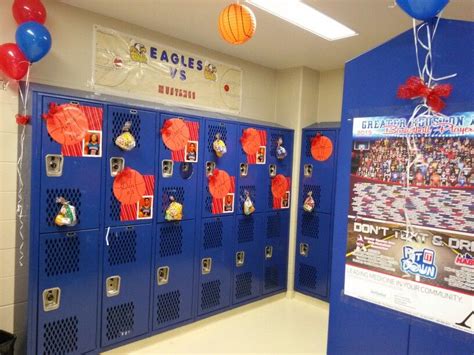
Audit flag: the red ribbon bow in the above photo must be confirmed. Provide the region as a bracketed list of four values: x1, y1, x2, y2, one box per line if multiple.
[397, 76, 452, 113]
[42, 102, 59, 121]
[16, 114, 30, 125]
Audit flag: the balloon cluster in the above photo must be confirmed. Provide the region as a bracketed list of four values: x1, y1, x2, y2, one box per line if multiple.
[0, 0, 52, 81]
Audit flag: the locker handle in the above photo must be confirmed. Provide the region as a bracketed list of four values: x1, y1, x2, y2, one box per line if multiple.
[43, 287, 61, 312]
[157, 266, 170, 285]
[130, 109, 137, 115]
[110, 157, 125, 177]
[70, 101, 79, 105]
[201, 258, 212, 274]
[106, 276, 121, 297]
[269, 164, 277, 177]
[304, 164, 313, 177]
[299, 243, 309, 257]
[66, 232, 76, 237]
[45, 154, 64, 177]
[265, 246, 273, 259]
[240, 163, 248, 177]
[236, 251, 245, 267]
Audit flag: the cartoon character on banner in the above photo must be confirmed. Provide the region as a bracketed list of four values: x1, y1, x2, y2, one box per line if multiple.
[213, 133, 227, 157]
[165, 196, 183, 221]
[115, 121, 136, 151]
[276, 137, 287, 160]
[303, 191, 315, 213]
[242, 190, 255, 216]
[54, 197, 77, 227]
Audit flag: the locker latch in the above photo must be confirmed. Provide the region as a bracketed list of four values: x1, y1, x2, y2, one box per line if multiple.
[304, 164, 313, 177]
[265, 246, 273, 259]
[269, 164, 277, 177]
[157, 266, 170, 285]
[43, 287, 61, 312]
[236, 251, 245, 267]
[201, 258, 212, 274]
[206, 161, 216, 177]
[240, 163, 248, 177]
[300, 243, 309, 257]
[45, 154, 64, 177]
[106, 276, 121, 297]
[110, 157, 125, 177]
[162, 160, 174, 178]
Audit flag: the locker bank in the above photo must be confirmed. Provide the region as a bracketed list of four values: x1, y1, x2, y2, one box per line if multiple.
[0, 1, 472, 354]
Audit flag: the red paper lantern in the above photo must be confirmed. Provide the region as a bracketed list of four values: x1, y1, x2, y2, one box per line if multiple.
[271, 174, 289, 199]
[161, 118, 190, 151]
[240, 128, 261, 155]
[209, 169, 232, 199]
[311, 135, 333, 161]
[113, 168, 146, 205]
[42, 103, 89, 145]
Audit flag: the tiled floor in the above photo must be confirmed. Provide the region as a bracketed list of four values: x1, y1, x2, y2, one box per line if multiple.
[103, 293, 329, 354]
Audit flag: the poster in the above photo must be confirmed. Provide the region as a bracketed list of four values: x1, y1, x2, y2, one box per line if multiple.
[345, 113, 473, 334]
[93, 26, 242, 114]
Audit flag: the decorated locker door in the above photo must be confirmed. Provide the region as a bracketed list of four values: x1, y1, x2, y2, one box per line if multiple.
[262, 211, 290, 295]
[37, 230, 99, 355]
[153, 220, 195, 330]
[101, 225, 152, 347]
[232, 214, 263, 304]
[201, 119, 238, 218]
[105, 106, 157, 225]
[157, 114, 201, 222]
[39, 95, 104, 233]
[196, 216, 233, 316]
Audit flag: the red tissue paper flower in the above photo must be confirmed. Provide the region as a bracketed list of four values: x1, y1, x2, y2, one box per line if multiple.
[397, 76, 452, 113]
[16, 114, 30, 125]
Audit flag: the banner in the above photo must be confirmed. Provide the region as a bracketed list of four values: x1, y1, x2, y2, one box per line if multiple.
[345, 113, 473, 334]
[93, 26, 242, 114]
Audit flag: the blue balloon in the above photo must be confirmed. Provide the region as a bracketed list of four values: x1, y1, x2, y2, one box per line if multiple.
[15, 21, 52, 63]
[396, 0, 449, 21]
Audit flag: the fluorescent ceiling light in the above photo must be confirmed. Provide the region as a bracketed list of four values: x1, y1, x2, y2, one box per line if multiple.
[246, 0, 357, 41]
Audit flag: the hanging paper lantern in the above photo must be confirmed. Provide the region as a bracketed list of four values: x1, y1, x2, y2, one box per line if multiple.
[209, 169, 232, 199]
[218, 3, 256, 45]
[311, 134, 333, 161]
[161, 118, 190, 151]
[42, 103, 89, 145]
[240, 128, 261, 155]
[271, 174, 289, 199]
[113, 167, 146, 205]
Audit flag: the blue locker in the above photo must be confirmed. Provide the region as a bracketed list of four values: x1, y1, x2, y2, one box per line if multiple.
[39, 95, 104, 233]
[157, 114, 201, 222]
[236, 124, 268, 215]
[105, 106, 157, 226]
[37, 230, 99, 354]
[153, 220, 195, 330]
[196, 216, 233, 316]
[101, 224, 152, 347]
[295, 211, 332, 298]
[233, 214, 263, 304]
[262, 211, 289, 295]
[201, 119, 238, 218]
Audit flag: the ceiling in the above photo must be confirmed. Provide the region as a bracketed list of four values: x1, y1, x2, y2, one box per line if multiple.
[59, 0, 473, 71]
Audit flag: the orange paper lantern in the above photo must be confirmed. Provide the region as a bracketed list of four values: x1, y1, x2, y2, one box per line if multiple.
[209, 169, 232, 199]
[240, 128, 261, 155]
[113, 168, 146, 205]
[161, 118, 190, 151]
[311, 135, 333, 161]
[271, 174, 289, 199]
[218, 3, 256, 45]
[43, 103, 89, 145]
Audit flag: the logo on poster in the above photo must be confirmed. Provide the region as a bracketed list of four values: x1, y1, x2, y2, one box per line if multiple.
[400, 246, 437, 279]
[454, 253, 474, 267]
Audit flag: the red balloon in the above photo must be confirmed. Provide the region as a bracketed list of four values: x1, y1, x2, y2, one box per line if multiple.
[0, 43, 29, 80]
[12, 0, 47, 25]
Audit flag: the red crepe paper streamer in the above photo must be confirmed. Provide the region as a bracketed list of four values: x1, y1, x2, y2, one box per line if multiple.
[16, 114, 30, 125]
[397, 76, 452, 113]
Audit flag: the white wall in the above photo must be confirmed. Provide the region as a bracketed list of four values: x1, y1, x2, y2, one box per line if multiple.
[317, 69, 344, 123]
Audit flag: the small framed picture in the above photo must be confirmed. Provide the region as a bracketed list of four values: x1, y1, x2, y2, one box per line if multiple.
[137, 195, 153, 220]
[185, 141, 199, 163]
[82, 130, 102, 157]
[256, 146, 266, 165]
[281, 191, 290, 209]
[223, 193, 235, 213]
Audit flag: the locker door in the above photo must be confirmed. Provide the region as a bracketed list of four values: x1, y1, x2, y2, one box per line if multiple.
[157, 114, 201, 222]
[201, 119, 238, 218]
[153, 220, 195, 330]
[267, 129, 294, 176]
[301, 129, 337, 214]
[105, 106, 157, 226]
[295, 211, 332, 298]
[233, 214, 263, 304]
[39, 95, 104, 233]
[37, 230, 99, 355]
[262, 211, 290, 295]
[101, 224, 152, 347]
[197, 216, 233, 316]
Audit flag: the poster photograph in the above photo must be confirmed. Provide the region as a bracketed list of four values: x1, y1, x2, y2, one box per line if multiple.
[344, 113, 473, 334]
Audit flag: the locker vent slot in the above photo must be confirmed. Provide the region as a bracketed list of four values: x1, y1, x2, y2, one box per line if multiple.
[239, 186, 256, 211]
[305, 135, 312, 158]
[156, 290, 181, 325]
[112, 111, 142, 148]
[109, 187, 121, 221]
[266, 214, 281, 239]
[44, 235, 80, 277]
[302, 185, 321, 209]
[301, 213, 320, 238]
[203, 219, 223, 249]
[161, 187, 185, 214]
[159, 224, 183, 257]
[264, 266, 279, 290]
[201, 280, 221, 310]
[43, 316, 79, 354]
[235, 272, 252, 299]
[207, 124, 228, 153]
[237, 217, 254, 243]
[46, 189, 82, 227]
[108, 229, 137, 266]
[106, 302, 135, 341]
[205, 186, 213, 212]
[269, 133, 280, 158]
[299, 263, 317, 289]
